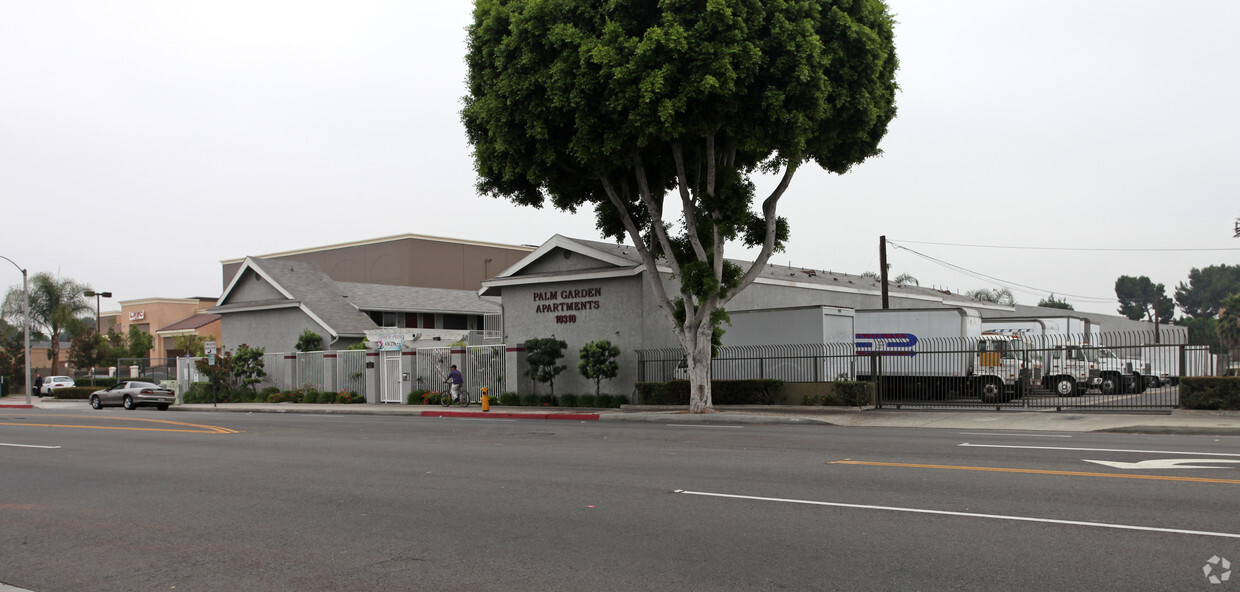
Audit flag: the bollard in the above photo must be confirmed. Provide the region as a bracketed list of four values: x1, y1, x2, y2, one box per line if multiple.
[480, 387, 490, 412]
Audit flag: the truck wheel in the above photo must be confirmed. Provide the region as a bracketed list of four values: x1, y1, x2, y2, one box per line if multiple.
[1054, 377, 1078, 397]
[977, 377, 1004, 404]
[1099, 375, 1118, 395]
[1149, 376, 1162, 389]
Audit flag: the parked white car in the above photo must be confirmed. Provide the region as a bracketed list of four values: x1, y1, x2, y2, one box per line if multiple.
[41, 375, 74, 395]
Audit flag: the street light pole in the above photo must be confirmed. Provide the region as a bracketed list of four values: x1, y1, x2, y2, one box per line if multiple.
[83, 290, 112, 335]
[1, 255, 31, 405]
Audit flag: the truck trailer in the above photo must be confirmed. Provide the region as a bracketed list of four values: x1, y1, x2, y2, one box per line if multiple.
[856, 308, 1032, 404]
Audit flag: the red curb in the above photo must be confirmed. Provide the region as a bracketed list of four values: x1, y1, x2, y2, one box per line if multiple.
[420, 410, 599, 421]
[0, 404, 34, 409]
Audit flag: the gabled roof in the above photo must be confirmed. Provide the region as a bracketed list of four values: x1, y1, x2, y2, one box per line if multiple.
[338, 283, 500, 315]
[481, 235, 1015, 311]
[211, 257, 377, 339]
[219, 232, 535, 265]
[156, 313, 221, 334]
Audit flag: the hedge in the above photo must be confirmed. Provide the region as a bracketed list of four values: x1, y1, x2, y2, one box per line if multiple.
[1179, 377, 1240, 410]
[633, 380, 784, 405]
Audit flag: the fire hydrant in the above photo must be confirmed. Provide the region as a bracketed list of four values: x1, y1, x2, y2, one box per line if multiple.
[480, 387, 490, 412]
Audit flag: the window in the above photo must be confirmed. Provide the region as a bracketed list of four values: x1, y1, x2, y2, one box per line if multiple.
[442, 314, 467, 330]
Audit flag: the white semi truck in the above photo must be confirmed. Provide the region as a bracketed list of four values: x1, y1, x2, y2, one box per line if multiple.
[856, 308, 1032, 404]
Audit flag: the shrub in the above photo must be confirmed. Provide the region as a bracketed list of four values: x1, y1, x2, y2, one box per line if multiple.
[519, 392, 541, 406]
[558, 393, 579, 407]
[414, 391, 444, 405]
[577, 394, 596, 408]
[267, 391, 301, 403]
[1180, 377, 1240, 410]
[499, 392, 520, 406]
[47, 386, 95, 400]
[333, 390, 365, 404]
[634, 380, 783, 405]
[834, 381, 874, 406]
[407, 389, 429, 405]
[183, 382, 220, 404]
[261, 386, 281, 396]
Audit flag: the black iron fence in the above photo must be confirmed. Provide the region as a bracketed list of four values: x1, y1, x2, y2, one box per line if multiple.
[635, 331, 1222, 410]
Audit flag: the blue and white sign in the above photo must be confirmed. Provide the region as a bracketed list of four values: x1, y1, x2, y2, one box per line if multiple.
[855, 333, 919, 357]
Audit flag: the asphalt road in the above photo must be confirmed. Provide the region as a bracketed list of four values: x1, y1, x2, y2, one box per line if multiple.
[2, 408, 1238, 591]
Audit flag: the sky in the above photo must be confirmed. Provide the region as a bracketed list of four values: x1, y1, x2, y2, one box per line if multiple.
[2, 0, 1238, 318]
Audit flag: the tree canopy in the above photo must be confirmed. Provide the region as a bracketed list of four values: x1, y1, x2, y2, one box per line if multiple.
[1037, 294, 1073, 310]
[1218, 294, 1240, 351]
[967, 287, 1015, 306]
[464, 0, 898, 411]
[1175, 264, 1240, 319]
[1115, 275, 1174, 322]
[2, 273, 91, 373]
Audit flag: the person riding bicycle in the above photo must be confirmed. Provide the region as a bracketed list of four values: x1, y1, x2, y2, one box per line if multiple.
[444, 365, 464, 402]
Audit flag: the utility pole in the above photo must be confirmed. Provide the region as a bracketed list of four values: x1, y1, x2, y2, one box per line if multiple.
[879, 235, 889, 309]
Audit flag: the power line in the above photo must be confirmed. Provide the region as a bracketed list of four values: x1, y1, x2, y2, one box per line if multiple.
[889, 239, 1240, 253]
[887, 241, 1116, 303]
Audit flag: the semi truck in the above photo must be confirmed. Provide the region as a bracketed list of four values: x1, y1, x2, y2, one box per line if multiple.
[855, 308, 1032, 404]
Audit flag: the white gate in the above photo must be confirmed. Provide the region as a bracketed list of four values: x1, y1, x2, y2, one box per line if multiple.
[380, 350, 403, 403]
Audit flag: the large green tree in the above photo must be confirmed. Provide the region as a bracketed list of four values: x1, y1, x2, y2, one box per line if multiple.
[1115, 275, 1174, 322]
[2, 273, 91, 373]
[463, 0, 898, 412]
[1175, 264, 1240, 319]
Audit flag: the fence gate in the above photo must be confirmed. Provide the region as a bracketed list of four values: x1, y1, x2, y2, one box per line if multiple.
[416, 347, 452, 393]
[380, 350, 402, 403]
[337, 350, 367, 400]
[465, 345, 505, 400]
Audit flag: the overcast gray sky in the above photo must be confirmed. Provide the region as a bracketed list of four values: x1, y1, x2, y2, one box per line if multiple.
[3, 1, 1237, 317]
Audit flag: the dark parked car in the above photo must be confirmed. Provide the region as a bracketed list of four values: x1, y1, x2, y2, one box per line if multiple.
[89, 381, 175, 411]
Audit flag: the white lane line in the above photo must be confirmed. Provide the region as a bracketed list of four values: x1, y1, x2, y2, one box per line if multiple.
[959, 443, 1240, 457]
[0, 442, 61, 449]
[958, 433, 1073, 438]
[665, 424, 744, 429]
[674, 489, 1240, 539]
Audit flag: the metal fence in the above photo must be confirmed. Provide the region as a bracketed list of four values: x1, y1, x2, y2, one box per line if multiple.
[636, 331, 1221, 410]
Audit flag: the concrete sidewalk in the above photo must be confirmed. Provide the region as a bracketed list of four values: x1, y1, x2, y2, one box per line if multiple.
[5, 395, 1240, 435]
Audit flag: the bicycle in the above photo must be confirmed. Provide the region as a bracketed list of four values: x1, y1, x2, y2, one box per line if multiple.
[439, 383, 470, 407]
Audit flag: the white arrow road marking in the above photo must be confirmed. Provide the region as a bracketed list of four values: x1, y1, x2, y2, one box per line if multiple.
[1083, 459, 1240, 470]
[960, 443, 1240, 457]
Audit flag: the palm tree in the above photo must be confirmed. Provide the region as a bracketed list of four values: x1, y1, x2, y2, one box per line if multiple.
[2, 273, 91, 373]
[967, 287, 1016, 306]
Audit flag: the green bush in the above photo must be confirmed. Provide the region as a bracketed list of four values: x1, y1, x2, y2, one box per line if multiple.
[333, 390, 365, 404]
[559, 393, 579, 407]
[834, 381, 874, 407]
[597, 394, 627, 408]
[407, 389, 429, 405]
[267, 391, 301, 403]
[577, 394, 596, 408]
[183, 382, 218, 404]
[1180, 377, 1240, 410]
[634, 380, 784, 405]
[48, 386, 95, 399]
[498, 392, 520, 406]
[261, 386, 281, 396]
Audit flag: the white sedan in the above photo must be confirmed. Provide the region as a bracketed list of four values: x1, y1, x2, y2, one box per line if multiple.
[41, 375, 74, 394]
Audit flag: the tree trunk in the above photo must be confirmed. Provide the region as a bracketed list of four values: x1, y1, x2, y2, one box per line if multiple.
[686, 324, 714, 413]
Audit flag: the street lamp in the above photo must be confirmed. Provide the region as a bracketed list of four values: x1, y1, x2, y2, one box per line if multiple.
[83, 290, 112, 335]
[0, 255, 31, 405]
